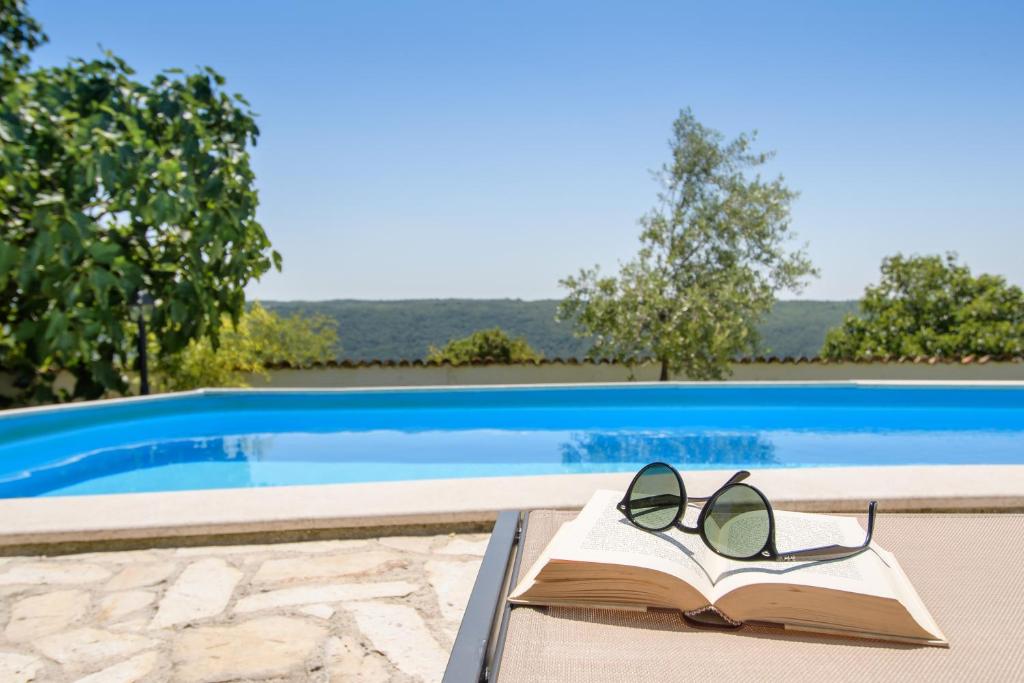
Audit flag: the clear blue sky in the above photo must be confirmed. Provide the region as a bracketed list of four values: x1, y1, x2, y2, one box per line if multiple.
[32, 1, 1024, 301]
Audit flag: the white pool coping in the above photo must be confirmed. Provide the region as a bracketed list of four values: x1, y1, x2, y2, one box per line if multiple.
[2, 378, 1023, 421]
[0, 464, 1022, 550]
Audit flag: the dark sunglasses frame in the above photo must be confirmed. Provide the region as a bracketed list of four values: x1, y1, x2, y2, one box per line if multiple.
[617, 462, 877, 562]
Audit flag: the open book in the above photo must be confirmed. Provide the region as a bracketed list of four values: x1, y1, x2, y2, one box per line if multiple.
[510, 490, 947, 646]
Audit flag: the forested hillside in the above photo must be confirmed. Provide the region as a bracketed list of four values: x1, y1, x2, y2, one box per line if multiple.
[261, 299, 858, 361]
[757, 300, 860, 358]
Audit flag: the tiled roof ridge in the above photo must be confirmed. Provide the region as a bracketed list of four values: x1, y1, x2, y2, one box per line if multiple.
[264, 354, 1023, 370]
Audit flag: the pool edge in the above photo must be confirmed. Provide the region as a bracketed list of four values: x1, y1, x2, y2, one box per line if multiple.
[1, 464, 1022, 554]
[4, 378, 1024, 421]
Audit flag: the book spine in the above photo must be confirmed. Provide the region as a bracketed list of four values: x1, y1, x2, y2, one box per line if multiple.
[682, 605, 743, 629]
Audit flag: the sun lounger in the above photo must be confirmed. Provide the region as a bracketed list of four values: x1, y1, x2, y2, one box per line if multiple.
[444, 510, 1024, 682]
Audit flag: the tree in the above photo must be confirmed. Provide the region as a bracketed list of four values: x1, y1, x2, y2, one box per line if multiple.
[821, 253, 1024, 360]
[0, 2, 279, 405]
[0, 1, 43, 78]
[427, 327, 543, 365]
[157, 303, 339, 391]
[558, 108, 816, 380]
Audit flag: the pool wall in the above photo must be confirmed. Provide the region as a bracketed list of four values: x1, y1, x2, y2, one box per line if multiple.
[4, 379, 1023, 435]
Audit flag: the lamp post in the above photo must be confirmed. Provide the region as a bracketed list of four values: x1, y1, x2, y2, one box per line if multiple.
[132, 290, 155, 395]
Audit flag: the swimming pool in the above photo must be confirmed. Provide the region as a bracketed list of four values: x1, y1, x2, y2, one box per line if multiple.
[0, 383, 1021, 498]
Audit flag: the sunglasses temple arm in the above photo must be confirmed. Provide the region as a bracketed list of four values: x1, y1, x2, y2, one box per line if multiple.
[688, 470, 752, 502]
[777, 501, 878, 562]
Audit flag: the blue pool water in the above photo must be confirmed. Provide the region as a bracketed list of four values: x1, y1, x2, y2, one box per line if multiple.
[0, 384, 1022, 498]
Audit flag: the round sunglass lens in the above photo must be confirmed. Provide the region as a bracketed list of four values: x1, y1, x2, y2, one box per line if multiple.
[703, 485, 770, 559]
[627, 464, 683, 530]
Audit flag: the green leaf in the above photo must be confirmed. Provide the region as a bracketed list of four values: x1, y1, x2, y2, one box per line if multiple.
[57, 219, 85, 259]
[99, 154, 120, 190]
[88, 267, 120, 303]
[88, 241, 121, 264]
[33, 192, 65, 206]
[170, 299, 189, 324]
[13, 320, 37, 343]
[89, 358, 123, 390]
[157, 158, 181, 185]
[44, 310, 68, 343]
[152, 193, 173, 224]
[0, 242, 21, 289]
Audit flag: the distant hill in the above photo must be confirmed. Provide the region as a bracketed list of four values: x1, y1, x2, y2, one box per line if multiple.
[756, 300, 860, 358]
[260, 299, 859, 361]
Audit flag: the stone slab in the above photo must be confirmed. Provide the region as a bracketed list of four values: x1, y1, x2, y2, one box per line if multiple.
[297, 604, 335, 620]
[149, 558, 241, 629]
[103, 563, 175, 591]
[97, 591, 154, 623]
[234, 581, 417, 614]
[437, 536, 489, 556]
[0, 563, 111, 585]
[324, 635, 390, 683]
[0, 651, 43, 683]
[6, 590, 90, 642]
[74, 650, 160, 683]
[426, 559, 482, 623]
[172, 616, 325, 682]
[35, 628, 155, 666]
[251, 551, 403, 584]
[346, 601, 449, 682]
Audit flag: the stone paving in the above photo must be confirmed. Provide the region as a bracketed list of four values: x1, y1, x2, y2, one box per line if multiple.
[0, 532, 490, 682]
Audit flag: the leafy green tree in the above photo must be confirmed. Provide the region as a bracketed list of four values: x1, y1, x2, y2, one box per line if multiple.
[0, 1, 43, 77]
[0, 2, 279, 405]
[559, 108, 816, 380]
[241, 303, 339, 367]
[157, 303, 339, 390]
[427, 327, 543, 365]
[822, 253, 1024, 360]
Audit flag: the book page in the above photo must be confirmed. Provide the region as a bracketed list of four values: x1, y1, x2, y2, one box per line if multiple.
[508, 515, 580, 599]
[549, 490, 722, 598]
[561, 492, 901, 603]
[709, 510, 898, 602]
[871, 545, 947, 644]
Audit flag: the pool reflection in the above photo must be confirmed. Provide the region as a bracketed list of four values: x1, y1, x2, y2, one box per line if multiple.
[1, 429, 784, 497]
[560, 432, 779, 468]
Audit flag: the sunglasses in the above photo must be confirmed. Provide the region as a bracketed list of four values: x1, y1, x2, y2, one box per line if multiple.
[618, 462, 877, 562]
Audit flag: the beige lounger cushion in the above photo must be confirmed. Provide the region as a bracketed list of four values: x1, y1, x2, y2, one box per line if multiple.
[497, 512, 1024, 682]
